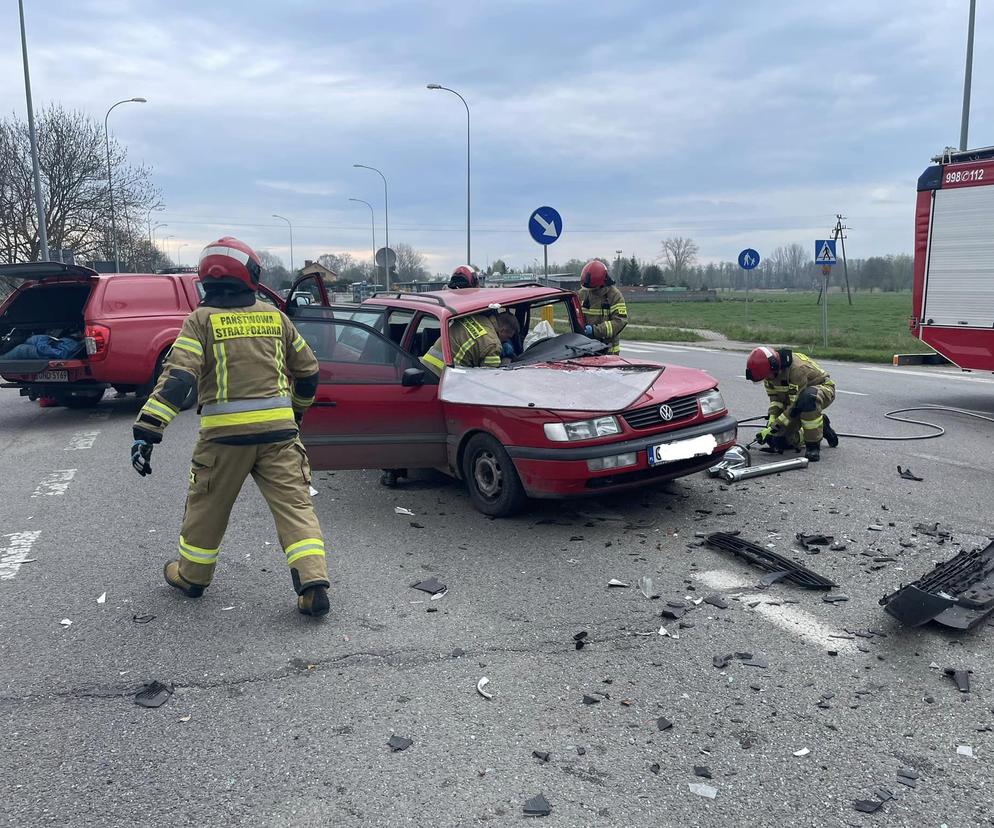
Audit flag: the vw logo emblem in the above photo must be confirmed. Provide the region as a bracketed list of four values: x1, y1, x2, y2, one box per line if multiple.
[658, 404, 674, 421]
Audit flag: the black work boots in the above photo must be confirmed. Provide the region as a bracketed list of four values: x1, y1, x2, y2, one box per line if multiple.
[805, 443, 821, 462]
[297, 585, 330, 617]
[823, 415, 839, 448]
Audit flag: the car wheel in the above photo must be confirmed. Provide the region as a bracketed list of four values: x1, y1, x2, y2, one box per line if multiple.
[63, 390, 105, 409]
[461, 433, 526, 517]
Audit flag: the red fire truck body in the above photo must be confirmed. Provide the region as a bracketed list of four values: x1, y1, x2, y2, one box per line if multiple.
[913, 146, 994, 372]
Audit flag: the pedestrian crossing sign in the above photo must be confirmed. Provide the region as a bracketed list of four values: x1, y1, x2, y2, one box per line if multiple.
[815, 240, 837, 265]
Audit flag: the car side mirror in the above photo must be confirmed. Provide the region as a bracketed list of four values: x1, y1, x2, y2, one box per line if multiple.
[401, 367, 426, 387]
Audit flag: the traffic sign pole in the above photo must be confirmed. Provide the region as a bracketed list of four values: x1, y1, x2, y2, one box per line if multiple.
[737, 248, 760, 334]
[821, 264, 831, 347]
[529, 206, 562, 287]
[543, 244, 548, 283]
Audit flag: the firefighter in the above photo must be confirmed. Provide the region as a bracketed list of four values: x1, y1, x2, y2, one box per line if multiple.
[420, 311, 519, 377]
[130, 237, 331, 617]
[448, 265, 480, 289]
[579, 260, 628, 354]
[745, 346, 839, 462]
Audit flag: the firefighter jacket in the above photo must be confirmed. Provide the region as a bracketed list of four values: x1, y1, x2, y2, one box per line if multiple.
[764, 351, 834, 425]
[580, 285, 628, 354]
[134, 300, 320, 445]
[421, 313, 502, 376]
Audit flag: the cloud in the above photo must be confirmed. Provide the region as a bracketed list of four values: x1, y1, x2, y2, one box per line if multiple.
[256, 180, 340, 197]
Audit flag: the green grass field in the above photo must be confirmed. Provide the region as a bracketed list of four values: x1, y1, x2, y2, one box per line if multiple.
[624, 292, 919, 363]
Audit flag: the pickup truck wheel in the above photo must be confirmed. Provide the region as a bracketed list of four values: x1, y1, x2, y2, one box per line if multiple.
[461, 433, 526, 517]
[62, 390, 105, 409]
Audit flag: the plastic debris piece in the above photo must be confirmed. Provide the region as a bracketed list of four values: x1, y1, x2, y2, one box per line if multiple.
[853, 800, 882, 813]
[221, 606, 235, 611]
[796, 533, 834, 549]
[868, 524, 885, 531]
[876, 788, 894, 802]
[661, 606, 687, 620]
[657, 717, 673, 731]
[523, 793, 552, 817]
[741, 655, 769, 669]
[758, 570, 790, 587]
[688, 782, 717, 799]
[582, 694, 600, 705]
[96, 592, 106, 604]
[945, 668, 971, 693]
[177, 715, 191, 723]
[639, 576, 656, 599]
[394, 507, 415, 515]
[59, 618, 72, 628]
[429, 589, 447, 601]
[898, 767, 919, 779]
[713, 653, 734, 669]
[532, 750, 550, 762]
[830, 542, 847, 551]
[477, 677, 493, 700]
[705, 532, 836, 589]
[793, 748, 810, 757]
[703, 594, 729, 610]
[573, 631, 588, 650]
[822, 594, 850, 604]
[135, 681, 173, 709]
[577, 747, 586, 756]
[132, 613, 155, 624]
[608, 578, 630, 588]
[957, 745, 974, 758]
[897, 466, 924, 482]
[308, 485, 319, 496]
[410, 577, 446, 595]
[693, 766, 712, 779]
[410, 522, 425, 529]
[387, 735, 413, 752]
[650, 762, 661, 775]
[451, 648, 465, 658]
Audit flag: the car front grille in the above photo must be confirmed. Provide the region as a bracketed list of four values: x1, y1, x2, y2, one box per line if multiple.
[622, 393, 699, 429]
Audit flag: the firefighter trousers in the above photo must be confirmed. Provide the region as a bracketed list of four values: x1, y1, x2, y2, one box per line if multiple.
[782, 383, 836, 447]
[176, 436, 330, 594]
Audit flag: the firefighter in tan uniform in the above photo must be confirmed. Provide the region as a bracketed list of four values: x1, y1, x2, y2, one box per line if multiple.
[420, 311, 520, 377]
[579, 259, 628, 355]
[130, 236, 331, 616]
[745, 346, 839, 462]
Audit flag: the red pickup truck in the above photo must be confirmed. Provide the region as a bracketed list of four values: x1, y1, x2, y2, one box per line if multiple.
[0, 262, 301, 408]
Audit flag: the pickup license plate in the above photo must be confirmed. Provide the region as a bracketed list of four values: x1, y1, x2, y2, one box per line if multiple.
[36, 370, 68, 382]
[648, 434, 718, 466]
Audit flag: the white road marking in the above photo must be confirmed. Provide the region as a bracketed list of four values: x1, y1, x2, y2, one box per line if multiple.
[836, 389, 868, 396]
[0, 531, 42, 580]
[694, 569, 855, 652]
[65, 430, 100, 451]
[909, 452, 989, 473]
[857, 365, 994, 385]
[623, 342, 690, 353]
[32, 469, 77, 497]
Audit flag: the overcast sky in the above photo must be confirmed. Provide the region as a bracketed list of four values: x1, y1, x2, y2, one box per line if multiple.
[3, 0, 992, 273]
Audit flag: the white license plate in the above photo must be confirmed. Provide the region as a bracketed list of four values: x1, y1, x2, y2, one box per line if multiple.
[37, 370, 68, 382]
[648, 434, 718, 466]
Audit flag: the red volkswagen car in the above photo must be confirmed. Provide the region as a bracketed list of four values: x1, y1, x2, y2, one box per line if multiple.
[290, 285, 736, 516]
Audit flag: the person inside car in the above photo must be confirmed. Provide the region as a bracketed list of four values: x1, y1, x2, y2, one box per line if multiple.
[420, 311, 519, 377]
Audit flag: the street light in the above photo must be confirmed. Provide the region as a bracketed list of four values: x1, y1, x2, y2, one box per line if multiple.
[176, 243, 189, 267]
[17, 0, 49, 261]
[151, 222, 168, 267]
[272, 214, 294, 274]
[353, 164, 390, 289]
[960, 0, 977, 151]
[104, 97, 147, 272]
[427, 84, 471, 265]
[348, 198, 376, 273]
[162, 235, 175, 263]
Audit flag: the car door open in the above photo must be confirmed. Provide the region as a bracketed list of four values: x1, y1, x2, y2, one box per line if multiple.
[293, 315, 448, 471]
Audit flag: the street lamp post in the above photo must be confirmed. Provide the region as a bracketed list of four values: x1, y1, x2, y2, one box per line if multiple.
[17, 0, 49, 261]
[104, 97, 147, 272]
[353, 164, 390, 289]
[427, 84, 471, 266]
[151, 222, 167, 268]
[162, 235, 175, 264]
[272, 214, 294, 274]
[960, 0, 977, 151]
[176, 243, 189, 267]
[348, 198, 376, 273]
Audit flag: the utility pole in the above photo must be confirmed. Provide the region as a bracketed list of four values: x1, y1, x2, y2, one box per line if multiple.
[18, 0, 49, 261]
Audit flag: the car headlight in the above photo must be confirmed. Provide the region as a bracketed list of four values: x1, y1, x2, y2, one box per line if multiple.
[544, 415, 622, 442]
[698, 388, 726, 416]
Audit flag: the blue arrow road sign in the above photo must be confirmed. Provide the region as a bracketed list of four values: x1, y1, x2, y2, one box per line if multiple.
[529, 206, 562, 245]
[738, 248, 760, 270]
[815, 239, 837, 264]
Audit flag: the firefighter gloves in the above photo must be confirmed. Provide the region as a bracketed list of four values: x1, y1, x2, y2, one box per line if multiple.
[131, 440, 154, 477]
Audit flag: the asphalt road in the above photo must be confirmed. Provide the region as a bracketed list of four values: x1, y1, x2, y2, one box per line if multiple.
[1, 346, 993, 828]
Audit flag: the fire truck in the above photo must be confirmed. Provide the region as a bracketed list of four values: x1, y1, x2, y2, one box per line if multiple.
[912, 145, 994, 371]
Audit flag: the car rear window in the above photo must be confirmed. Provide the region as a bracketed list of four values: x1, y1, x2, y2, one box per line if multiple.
[103, 278, 183, 315]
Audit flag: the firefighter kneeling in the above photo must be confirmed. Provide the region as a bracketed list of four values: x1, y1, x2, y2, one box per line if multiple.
[745, 346, 839, 462]
[130, 236, 331, 617]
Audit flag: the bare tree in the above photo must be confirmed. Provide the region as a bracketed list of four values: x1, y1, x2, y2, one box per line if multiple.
[659, 237, 699, 284]
[258, 250, 291, 290]
[0, 104, 159, 265]
[394, 242, 428, 281]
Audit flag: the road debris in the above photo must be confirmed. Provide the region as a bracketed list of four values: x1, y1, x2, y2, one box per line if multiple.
[394, 507, 415, 516]
[177, 715, 191, 723]
[582, 694, 601, 705]
[957, 745, 975, 758]
[703, 594, 729, 609]
[134, 681, 173, 709]
[96, 592, 106, 604]
[758, 570, 790, 587]
[867, 524, 885, 531]
[608, 578, 630, 588]
[944, 668, 972, 694]
[897, 466, 924, 481]
[132, 613, 155, 624]
[387, 735, 413, 752]
[880, 540, 994, 629]
[523, 793, 552, 817]
[639, 576, 657, 599]
[822, 594, 850, 604]
[914, 522, 951, 539]
[410, 576, 446, 595]
[688, 782, 718, 799]
[793, 748, 810, 757]
[693, 766, 712, 778]
[796, 533, 833, 551]
[650, 762, 661, 775]
[705, 532, 836, 589]
[853, 799, 882, 814]
[896, 767, 918, 788]
[713, 653, 734, 669]
[59, 618, 72, 628]
[308, 485, 319, 496]
[477, 677, 493, 700]
[573, 631, 588, 650]
[657, 717, 673, 731]
[532, 750, 550, 762]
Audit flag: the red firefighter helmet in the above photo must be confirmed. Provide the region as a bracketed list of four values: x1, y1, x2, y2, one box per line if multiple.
[745, 346, 781, 382]
[198, 236, 262, 290]
[580, 259, 611, 289]
[449, 265, 480, 289]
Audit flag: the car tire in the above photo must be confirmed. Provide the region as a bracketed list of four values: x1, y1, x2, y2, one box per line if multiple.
[63, 390, 105, 409]
[461, 433, 527, 517]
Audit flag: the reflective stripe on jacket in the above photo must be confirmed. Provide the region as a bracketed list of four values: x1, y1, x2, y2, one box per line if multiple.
[580, 285, 628, 354]
[421, 313, 502, 376]
[764, 352, 834, 419]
